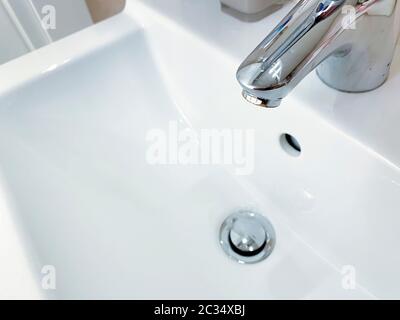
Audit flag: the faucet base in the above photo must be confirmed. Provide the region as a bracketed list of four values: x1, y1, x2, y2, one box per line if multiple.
[315, 11, 396, 94]
[316, 52, 391, 94]
[316, 68, 390, 94]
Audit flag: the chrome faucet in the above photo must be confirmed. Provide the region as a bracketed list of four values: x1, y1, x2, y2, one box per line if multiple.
[237, 0, 400, 108]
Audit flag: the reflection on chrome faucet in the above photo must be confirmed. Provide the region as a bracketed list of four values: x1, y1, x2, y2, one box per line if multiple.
[237, 0, 400, 108]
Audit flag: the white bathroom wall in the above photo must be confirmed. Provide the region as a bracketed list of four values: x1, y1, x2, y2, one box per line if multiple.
[0, 4, 30, 65]
[31, 0, 93, 41]
[3, 0, 53, 49]
[0, 0, 93, 65]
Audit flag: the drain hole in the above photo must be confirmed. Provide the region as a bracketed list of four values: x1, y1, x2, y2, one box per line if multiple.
[220, 211, 276, 264]
[229, 232, 266, 257]
[280, 133, 301, 157]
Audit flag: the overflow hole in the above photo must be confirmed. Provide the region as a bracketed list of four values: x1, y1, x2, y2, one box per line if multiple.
[280, 133, 301, 157]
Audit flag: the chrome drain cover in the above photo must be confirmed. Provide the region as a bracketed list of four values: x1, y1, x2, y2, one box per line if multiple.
[220, 210, 276, 264]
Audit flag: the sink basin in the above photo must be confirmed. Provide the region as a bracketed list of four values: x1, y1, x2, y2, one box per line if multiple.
[0, 0, 400, 299]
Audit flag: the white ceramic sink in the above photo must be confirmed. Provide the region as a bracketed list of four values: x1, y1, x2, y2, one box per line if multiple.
[1, 0, 400, 299]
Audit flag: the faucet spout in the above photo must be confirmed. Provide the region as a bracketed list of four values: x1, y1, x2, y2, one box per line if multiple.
[237, 0, 400, 107]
